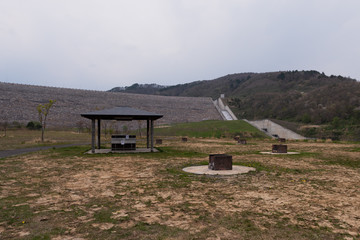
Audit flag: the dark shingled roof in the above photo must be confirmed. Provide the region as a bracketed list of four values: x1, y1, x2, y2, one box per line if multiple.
[81, 107, 163, 120]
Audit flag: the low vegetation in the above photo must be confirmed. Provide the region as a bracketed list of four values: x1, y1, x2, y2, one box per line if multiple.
[154, 120, 267, 138]
[0, 129, 89, 151]
[0, 131, 359, 239]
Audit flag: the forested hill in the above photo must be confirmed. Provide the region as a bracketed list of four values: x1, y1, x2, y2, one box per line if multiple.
[108, 83, 166, 95]
[109, 70, 360, 125]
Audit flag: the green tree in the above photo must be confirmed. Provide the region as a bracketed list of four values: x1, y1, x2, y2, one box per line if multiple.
[301, 113, 311, 123]
[0, 121, 8, 137]
[122, 125, 128, 134]
[331, 117, 341, 129]
[277, 72, 285, 80]
[37, 99, 56, 142]
[26, 121, 42, 130]
[0, 111, 8, 137]
[76, 120, 85, 133]
[137, 120, 143, 137]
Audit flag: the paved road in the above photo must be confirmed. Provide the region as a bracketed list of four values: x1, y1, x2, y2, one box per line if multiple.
[245, 119, 306, 140]
[0, 143, 89, 159]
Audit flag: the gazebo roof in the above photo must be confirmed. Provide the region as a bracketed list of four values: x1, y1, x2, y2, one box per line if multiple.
[81, 106, 163, 121]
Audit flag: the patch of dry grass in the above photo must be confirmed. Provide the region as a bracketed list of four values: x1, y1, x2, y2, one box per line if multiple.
[0, 138, 359, 239]
[0, 129, 90, 151]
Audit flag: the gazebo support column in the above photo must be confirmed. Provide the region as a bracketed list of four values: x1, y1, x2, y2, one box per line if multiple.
[151, 119, 154, 152]
[91, 119, 95, 153]
[146, 119, 150, 149]
[97, 119, 101, 149]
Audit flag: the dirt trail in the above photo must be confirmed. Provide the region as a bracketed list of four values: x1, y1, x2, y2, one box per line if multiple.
[0, 143, 89, 158]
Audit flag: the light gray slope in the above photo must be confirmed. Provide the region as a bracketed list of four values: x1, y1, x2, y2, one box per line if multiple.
[245, 119, 306, 140]
[0, 82, 222, 127]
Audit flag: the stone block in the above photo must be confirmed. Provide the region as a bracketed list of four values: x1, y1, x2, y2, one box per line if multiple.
[272, 144, 287, 153]
[208, 154, 232, 170]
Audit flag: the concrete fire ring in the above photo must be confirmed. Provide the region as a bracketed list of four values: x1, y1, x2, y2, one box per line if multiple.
[182, 165, 256, 176]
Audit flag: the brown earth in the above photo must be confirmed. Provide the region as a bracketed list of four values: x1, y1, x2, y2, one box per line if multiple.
[0, 138, 359, 239]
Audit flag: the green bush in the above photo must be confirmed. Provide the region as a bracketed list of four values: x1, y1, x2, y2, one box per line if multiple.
[26, 121, 42, 130]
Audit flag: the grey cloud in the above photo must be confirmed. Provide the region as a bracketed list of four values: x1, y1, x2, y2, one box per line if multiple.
[0, 0, 359, 90]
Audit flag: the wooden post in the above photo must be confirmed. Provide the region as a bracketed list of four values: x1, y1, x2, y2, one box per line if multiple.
[97, 119, 101, 149]
[146, 119, 150, 148]
[91, 119, 95, 153]
[150, 119, 154, 152]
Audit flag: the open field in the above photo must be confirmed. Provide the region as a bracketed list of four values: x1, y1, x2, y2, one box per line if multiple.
[0, 130, 90, 151]
[0, 137, 359, 239]
[155, 120, 267, 138]
[0, 120, 265, 152]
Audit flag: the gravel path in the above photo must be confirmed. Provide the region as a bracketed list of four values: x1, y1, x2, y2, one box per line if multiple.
[0, 143, 89, 158]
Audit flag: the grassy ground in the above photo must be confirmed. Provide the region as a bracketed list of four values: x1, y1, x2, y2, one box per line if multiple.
[154, 120, 267, 138]
[0, 129, 90, 151]
[0, 137, 359, 239]
[0, 120, 266, 151]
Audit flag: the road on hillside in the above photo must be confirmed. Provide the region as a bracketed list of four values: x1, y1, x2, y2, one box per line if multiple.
[0, 143, 90, 158]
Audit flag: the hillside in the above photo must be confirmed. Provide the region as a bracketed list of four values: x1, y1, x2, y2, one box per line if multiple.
[108, 83, 166, 95]
[110, 71, 360, 123]
[109, 70, 360, 140]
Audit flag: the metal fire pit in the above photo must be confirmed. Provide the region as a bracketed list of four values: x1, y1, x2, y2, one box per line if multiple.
[208, 154, 232, 170]
[156, 139, 162, 144]
[111, 135, 136, 151]
[278, 138, 286, 143]
[238, 139, 247, 145]
[182, 137, 188, 142]
[272, 144, 287, 153]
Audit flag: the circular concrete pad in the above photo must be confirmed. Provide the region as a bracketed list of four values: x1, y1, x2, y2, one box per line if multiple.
[183, 165, 256, 176]
[260, 151, 300, 155]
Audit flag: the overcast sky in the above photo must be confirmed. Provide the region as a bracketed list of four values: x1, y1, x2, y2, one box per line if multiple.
[1, 0, 359, 91]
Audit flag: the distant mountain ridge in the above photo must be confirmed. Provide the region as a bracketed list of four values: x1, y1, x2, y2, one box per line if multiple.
[109, 70, 358, 99]
[108, 83, 167, 95]
[108, 70, 360, 126]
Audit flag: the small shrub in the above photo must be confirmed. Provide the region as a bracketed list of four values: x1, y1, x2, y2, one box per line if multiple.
[26, 121, 42, 130]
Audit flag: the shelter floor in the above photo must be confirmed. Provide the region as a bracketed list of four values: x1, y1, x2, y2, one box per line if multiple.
[85, 148, 159, 154]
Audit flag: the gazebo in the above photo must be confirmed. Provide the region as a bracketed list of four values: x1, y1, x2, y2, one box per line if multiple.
[81, 107, 163, 153]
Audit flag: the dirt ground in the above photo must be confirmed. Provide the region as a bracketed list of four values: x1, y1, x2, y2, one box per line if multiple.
[0, 138, 359, 239]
